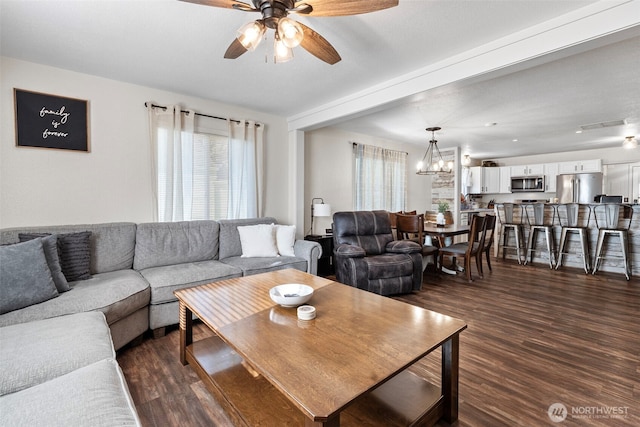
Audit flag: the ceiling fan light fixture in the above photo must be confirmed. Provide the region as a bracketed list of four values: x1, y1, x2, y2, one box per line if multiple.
[622, 136, 637, 149]
[237, 20, 266, 51]
[277, 17, 304, 48]
[274, 36, 294, 63]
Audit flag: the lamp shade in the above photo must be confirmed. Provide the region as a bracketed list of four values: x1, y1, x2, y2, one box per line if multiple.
[313, 204, 331, 217]
[237, 21, 265, 51]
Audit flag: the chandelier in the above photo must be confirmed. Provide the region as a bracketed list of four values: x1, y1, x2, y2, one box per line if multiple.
[416, 127, 453, 175]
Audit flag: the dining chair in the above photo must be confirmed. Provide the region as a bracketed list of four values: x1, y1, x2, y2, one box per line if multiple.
[388, 210, 416, 240]
[395, 213, 439, 271]
[475, 214, 496, 276]
[438, 214, 487, 282]
[388, 211, 399, 240]
[591, 203, 633, 280]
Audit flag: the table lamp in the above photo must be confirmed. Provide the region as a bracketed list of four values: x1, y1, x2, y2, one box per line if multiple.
[310, 198, 331, 237]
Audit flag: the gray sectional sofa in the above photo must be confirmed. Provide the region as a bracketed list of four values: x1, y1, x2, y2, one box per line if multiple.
[0, 312, 141, 426]
[0, 217, 321, 426]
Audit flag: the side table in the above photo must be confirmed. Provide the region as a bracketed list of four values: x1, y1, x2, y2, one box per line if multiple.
[305, 235, 334, 277]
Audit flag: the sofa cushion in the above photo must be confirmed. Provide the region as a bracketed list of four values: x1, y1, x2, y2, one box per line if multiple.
[0, 358, 141, 427]
[364, 253, 415, 279]
[140, 260, 242, 304]
[0, 269, 150, 328]
[218, 217, 277, 260]
[16, 234, 70, 292]
[0, 311, 115, 395]
[1, 223, 137, 275]
[238, 224, 279, 257]
[134, 220, 219, 270]
[0, 238, 58, 314]
[221, 257, 307, 276]
[333, 211, 394, 256]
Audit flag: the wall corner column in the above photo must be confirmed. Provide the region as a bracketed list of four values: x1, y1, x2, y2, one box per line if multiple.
[289, 129, 305, 238]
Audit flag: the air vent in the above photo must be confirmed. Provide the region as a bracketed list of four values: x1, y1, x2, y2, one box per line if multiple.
[579, 119, 627, 131]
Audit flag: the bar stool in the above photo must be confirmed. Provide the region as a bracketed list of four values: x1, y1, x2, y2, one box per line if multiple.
[592, 203, 633, 280]
[555, 203, 592, 274]
[496, 203, 525, 264]
[524, 203, 557, 269]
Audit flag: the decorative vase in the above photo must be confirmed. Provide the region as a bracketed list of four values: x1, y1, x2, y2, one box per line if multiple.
[436, 212, 446, 226]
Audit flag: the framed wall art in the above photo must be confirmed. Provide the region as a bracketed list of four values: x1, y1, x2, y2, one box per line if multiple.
[14, 88, 90, 152]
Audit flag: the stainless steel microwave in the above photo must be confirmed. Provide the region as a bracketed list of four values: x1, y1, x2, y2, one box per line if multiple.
[511, 176, 545, 192]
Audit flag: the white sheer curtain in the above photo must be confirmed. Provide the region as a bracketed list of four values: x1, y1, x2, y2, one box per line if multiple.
[228, 119, 264, 218]
[148, 103, 264, 222]
[353, 143, 407, 211]
[147, 104, 195, 222]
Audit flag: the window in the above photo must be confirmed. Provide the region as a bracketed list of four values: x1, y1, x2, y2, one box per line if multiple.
[353, 143, 407, 211]
[155, 128, 229, 221]
[189, 131, 229, 220]
[149, 104, 263, 222]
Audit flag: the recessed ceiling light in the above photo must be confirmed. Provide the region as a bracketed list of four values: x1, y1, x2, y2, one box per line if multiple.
[484, 122, 497, 127]
[512, 139, 518, 142]
[575, 130, 582, 134]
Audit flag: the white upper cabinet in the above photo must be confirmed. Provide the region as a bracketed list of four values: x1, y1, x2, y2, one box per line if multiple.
[558, 159, 602, 174]
[544, 163, 558, 193]
[485, 168, 501, 193]
[469, 167, 500, 194]
[499, 166, 511, 193]
[510, 164, 544, 176]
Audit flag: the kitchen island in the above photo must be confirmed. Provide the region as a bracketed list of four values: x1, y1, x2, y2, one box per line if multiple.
[492, 203, 638, 279]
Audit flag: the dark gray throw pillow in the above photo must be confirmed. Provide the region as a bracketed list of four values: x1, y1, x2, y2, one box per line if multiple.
[19, 231, 92, 282]
[17, 234, 70, 292]
[57, 231, 92, 282]
[0, 238, 59, 314]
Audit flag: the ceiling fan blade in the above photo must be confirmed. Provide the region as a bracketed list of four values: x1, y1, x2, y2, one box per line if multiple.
[296, 0, 398, 16]
[299, 23, 341, 65]
[224, 38, 248, 59]
[178, 0, 257, 12]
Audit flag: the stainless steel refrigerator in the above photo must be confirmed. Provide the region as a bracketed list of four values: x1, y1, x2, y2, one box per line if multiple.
[556, 173, 603, 203]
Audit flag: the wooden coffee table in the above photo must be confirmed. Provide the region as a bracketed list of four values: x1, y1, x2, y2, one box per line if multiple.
[175, 269, 467, 427]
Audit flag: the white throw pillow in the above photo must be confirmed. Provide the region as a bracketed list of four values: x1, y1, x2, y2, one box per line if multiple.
[275, 224, 296, 257]
[238, 224, 279, 257]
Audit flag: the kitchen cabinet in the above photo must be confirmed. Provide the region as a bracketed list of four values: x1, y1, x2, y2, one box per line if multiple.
[499, 166, 511, 193]
[469, 166, 500, 194]
[558, 159, 602, 174]
[510, 164, 544, 176]
[604, 162, 640, 203]
[544, 163, 558, 193]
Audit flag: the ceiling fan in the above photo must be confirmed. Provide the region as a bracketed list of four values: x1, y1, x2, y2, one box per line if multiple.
[179, 0, 399, 64]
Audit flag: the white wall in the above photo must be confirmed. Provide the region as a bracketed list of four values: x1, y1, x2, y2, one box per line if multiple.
[0, 57, 290, 228]
[304, 126, 431, 234]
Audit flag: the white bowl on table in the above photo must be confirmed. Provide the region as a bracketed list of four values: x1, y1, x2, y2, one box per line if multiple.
[269, 284, 314, 307]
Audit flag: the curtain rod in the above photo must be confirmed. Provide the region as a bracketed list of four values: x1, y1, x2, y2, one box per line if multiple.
[351, 141, 408, 156]
[145, 103, 260, 127]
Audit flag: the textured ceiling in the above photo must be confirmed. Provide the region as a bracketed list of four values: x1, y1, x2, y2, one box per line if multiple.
[1, 0, 639, 159]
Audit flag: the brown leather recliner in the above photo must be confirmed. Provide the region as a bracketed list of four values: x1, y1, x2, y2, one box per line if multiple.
[332, 210, 423, 295]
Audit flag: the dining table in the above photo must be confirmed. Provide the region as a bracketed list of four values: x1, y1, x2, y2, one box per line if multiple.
[423, 223, 471, 275]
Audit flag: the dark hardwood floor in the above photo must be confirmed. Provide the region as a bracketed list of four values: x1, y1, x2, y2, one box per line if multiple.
[117, 260, 639, 426]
